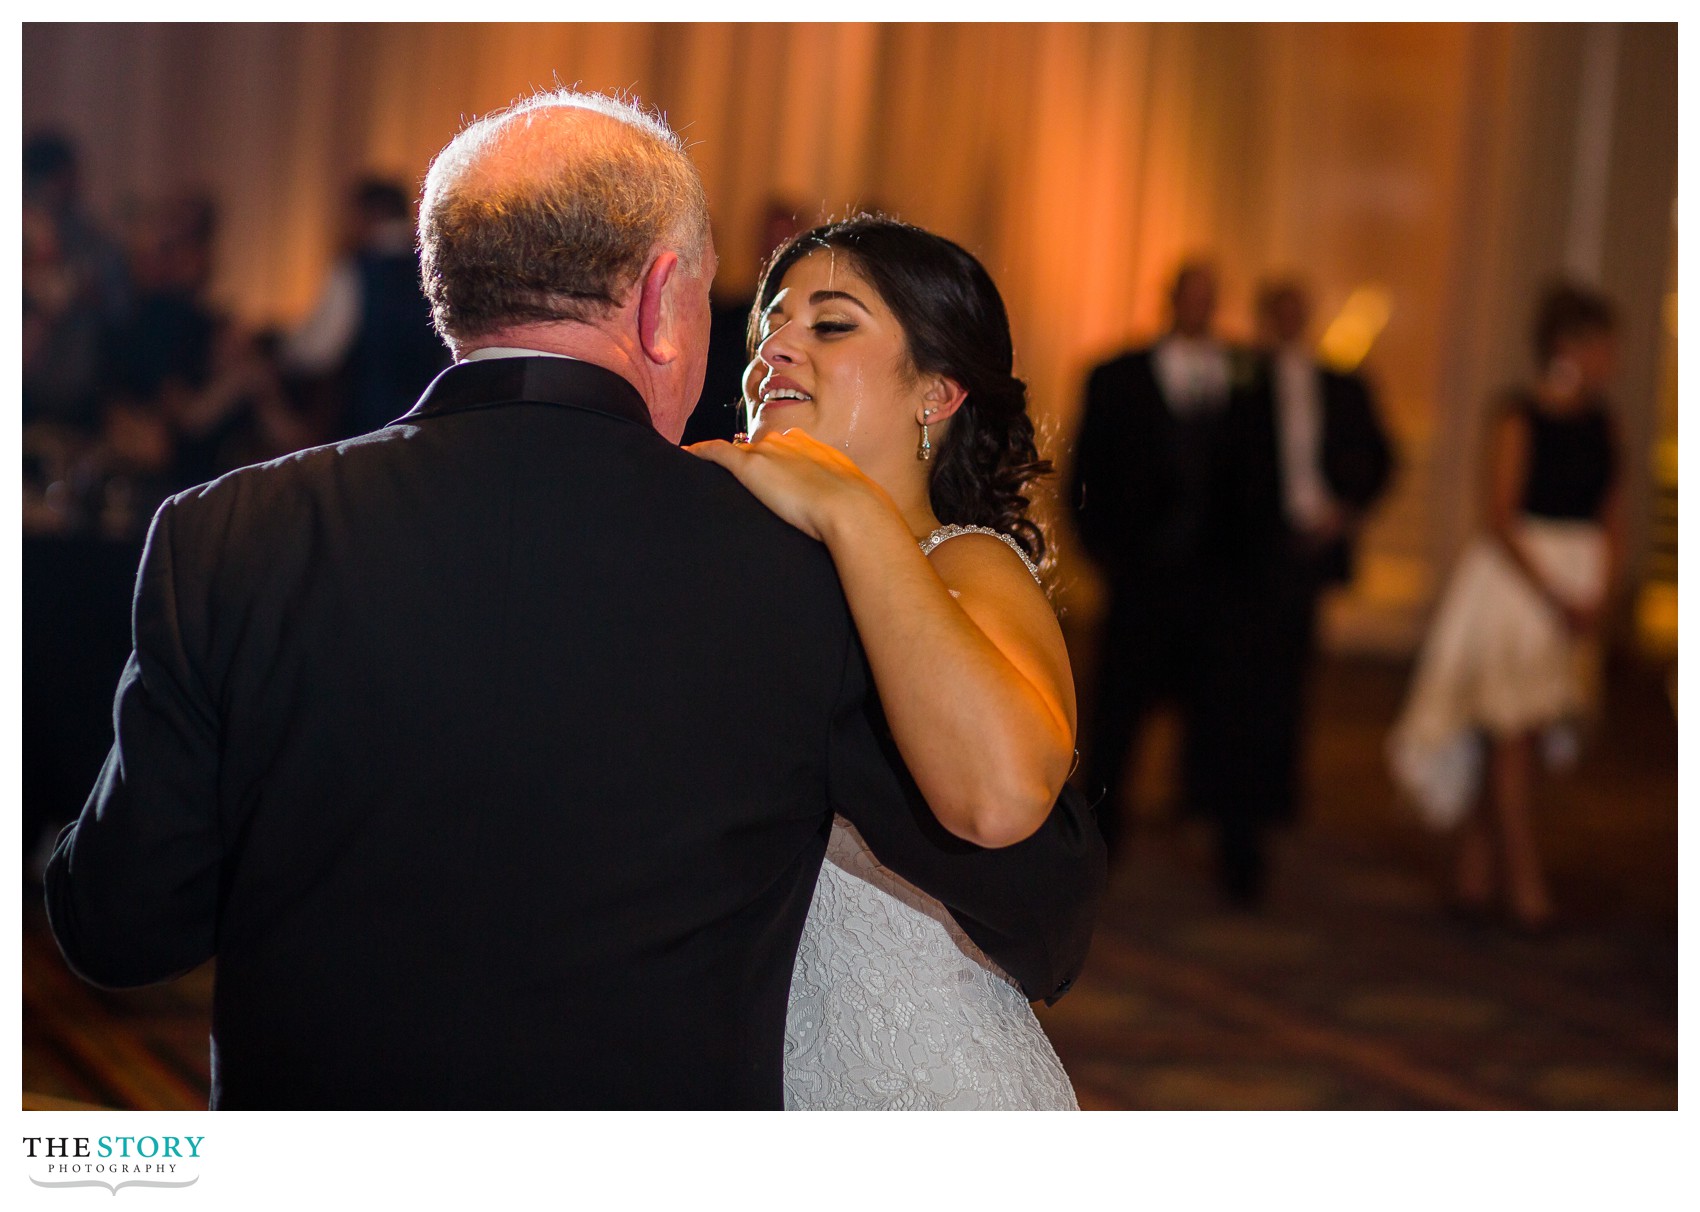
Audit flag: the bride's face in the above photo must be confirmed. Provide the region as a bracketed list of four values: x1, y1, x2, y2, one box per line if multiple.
[747, 250, 930, 460]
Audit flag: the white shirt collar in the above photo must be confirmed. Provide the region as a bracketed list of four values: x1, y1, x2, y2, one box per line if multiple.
[459, 347, 573, 363]
[1153, 334, 1231, 414]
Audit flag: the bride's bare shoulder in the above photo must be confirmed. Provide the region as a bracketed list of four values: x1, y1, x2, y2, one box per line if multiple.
[922, 525, 1042, 587]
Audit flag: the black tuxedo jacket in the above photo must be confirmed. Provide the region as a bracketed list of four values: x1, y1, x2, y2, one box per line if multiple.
[1224, 357, 1394, 585]
[45, 356, 1104, 1109]
[1068, 345, 1238, 599]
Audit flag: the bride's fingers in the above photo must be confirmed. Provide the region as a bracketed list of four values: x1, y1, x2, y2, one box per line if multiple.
[684, 439, 739, 465]
[693, 433, 840, 488]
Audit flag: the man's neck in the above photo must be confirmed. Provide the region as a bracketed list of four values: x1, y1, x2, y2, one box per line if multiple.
[454, 316, 700, 443]
[456, 322, 633, 367]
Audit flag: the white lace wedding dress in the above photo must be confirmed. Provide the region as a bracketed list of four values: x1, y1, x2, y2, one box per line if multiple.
[782, 525, 1079, 1111]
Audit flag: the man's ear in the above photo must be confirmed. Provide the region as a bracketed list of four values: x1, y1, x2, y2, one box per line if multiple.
[916, 375, 968, 425]
[636, 250, 682, 367]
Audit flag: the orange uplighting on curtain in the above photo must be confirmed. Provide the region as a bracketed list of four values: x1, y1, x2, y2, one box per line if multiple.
[25, 20, 1537, 636]
[23, 22, 1472, 417]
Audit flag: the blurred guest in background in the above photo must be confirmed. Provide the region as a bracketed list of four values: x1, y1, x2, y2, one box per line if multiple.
[25, 190, 316, 542]
[101, 196, 308, 534]
[1389, 281, 1624, 933]
[100, 195, 229, 531]
[1207, 279, 1394, 905]
[1069, 260, 1238, 862]
[681, 198, 805, 445]
[280, 178, 449, 439]
[23, 131, 130, 434]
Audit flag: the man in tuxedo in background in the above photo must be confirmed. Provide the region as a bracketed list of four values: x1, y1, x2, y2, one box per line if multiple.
[45, 90, 1102, 1109]
[279, 178, 450, 441]
[1070, 260, 1240, 864]
[1208, 278, 1394, 904]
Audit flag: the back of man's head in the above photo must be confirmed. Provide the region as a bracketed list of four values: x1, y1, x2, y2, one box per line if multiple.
[419, 90, 710, 348]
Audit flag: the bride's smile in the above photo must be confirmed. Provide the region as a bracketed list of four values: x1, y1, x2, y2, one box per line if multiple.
[755, 372, 811, 406]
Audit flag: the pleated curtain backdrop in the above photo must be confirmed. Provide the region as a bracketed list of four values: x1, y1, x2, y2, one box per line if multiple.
[22, 22, 1676, 644]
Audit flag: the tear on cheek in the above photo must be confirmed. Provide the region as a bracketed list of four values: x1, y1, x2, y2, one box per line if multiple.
[948, 589, 962, 599]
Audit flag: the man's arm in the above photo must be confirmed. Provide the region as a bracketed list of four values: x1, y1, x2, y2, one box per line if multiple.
[44, 498, 223, 989]
[827, 637, 1106, 1003]
[1327, 372, 1396, 512]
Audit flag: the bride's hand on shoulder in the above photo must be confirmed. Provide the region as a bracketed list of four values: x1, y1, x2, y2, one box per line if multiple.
[687, 429, 885, 542]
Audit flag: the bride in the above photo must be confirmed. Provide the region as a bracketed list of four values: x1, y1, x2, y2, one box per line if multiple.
[691, 216, 1081, 1110]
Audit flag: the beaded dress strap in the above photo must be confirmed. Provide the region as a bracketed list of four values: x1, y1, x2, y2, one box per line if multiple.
[919, 524, 1042, 583]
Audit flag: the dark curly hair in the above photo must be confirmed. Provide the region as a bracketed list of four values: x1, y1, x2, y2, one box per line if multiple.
[1532, 279, 1617, 367]
[751, 215, 1053, 565]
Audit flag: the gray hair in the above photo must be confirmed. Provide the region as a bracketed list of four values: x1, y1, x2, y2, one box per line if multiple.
[419, 89, 711, 344]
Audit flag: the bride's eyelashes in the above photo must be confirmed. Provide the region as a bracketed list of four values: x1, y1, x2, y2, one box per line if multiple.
[756, 314, 857, 345]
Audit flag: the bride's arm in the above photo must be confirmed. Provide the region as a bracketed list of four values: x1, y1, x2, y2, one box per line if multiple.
[849, 512, 1078, 850]
[692, 430, 1076, 849]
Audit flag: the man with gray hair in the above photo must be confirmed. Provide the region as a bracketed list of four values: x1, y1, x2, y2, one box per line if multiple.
[44, 91, 1099, 1108]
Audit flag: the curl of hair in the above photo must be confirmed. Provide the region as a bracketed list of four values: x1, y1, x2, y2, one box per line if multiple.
[753, 215, 1053, 565]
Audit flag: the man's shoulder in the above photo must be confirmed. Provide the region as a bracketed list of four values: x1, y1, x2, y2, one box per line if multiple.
[1082, 347, 1162, 414]
[165, 427, 402, 519]
[161, 421, 843, 600]
[1316, 365, 1380, 417]
[1090, 346, 1157, 376]
[664, 444, 842, 564]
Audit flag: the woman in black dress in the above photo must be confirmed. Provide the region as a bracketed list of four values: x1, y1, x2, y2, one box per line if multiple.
[1390, 283, 1624, 932]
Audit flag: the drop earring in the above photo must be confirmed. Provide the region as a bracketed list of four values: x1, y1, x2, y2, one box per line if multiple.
[917, 408, 936, 461]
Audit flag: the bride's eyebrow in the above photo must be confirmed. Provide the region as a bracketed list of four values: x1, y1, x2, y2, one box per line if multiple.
[808, 289, 870, 314]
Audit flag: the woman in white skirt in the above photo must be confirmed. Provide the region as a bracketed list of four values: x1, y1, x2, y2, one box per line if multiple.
[1389, 283, 1624, 932]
